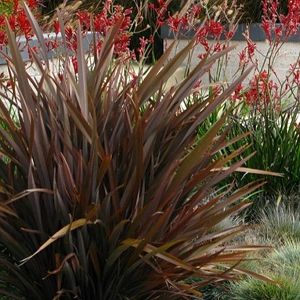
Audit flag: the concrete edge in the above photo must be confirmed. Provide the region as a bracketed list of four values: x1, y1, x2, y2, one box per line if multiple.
[0, 31, 94, 65]
[161, 23, 300, 42]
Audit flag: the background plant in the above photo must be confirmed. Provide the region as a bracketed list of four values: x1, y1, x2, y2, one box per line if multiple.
[225, 106, 300, 215]
[227, 241, 300, 300]
[259, 204, 300, 243]
[237, 0, 288, 22]
[0, 0, 40, 46]
[0, 0, 14, 15]
[204, 205, 300, 299]
[213, 0, 300, 216]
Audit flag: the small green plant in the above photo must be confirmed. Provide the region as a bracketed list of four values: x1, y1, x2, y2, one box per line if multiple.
[229, 277, 300, 300]
[202, 206, 300, 299]
[233, 107, 300, 188]
[269, 242, 300, 274]
[228, 241, 300, 300]
[259, 205, 300, 243]
[205, 0, 300, 218]
[225, 105, 300, 217]
[201, 282, 231, 300]
[0, 0, 13, 15]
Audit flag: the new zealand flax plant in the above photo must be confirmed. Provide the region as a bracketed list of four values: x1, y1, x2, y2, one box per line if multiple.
[0, 3, 273, 299]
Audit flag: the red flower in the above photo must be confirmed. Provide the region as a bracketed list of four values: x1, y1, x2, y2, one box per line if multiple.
[0, 16, 5, 28]
[247, 39, 256, 58]
[293, 69, 300, 85]
[148, 3, 155, 10]
[53, 19, 60, 35]
[238, 49, 248, 67]
[167, 14, 183, 32]
[196, 26, 208, 50]
[77, 11, 91, 30]
[275, 26, 282, 39]
[0, 31, 6, 46]
[150, 0, 168, 27]
[27, 0, 39, 9]
[138, 36, 149, 56]
[231, 84, 244, 101]
[71, 56, 78, 74]
[262, 19, 272, 41]
[191, 4, 201, 19]
[206, 20, 223, 38]
[226, 30, 234, 39]
[17, 11, 32, 38]
[0, 0, 42, 45]
[114, 32, 130, 56]
[262, 0, 300, 41]
[94, 12, 110, 34]
[245, 71, 279, 108]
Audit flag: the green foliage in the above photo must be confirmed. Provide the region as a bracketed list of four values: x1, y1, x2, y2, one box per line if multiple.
[227, 207, 300, 299]
[0, 4, 266, 300]
[270, 242, 300, 272]
[229, 242, 300, 300]
[259, 205, 300, 244]
[225, 105, 300, 216]
[201, 282, 231, 300]
[202, 207, 300, 299]
[0, 0, 13, 15]
[229, 277, 300, 300]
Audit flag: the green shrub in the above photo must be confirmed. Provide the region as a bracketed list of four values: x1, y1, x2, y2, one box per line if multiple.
[226, 106, 300, 217]
[229, 242, 300, 300]
[259, 205, 300, 243]
[269, 242, 300, 276]
[206, 208, 300, 299]
[0, 0, 13, 15]
[230, 277, 300, 300]
[201, 282, 231, 300]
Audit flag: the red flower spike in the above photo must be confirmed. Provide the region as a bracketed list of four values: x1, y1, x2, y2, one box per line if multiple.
[206, 20, 224, 39]
[53, 20, 60, 35]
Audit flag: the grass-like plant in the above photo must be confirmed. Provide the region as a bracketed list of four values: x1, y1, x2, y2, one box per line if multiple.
[270, 241, 300, 271]
[229, 277, 300, 300]
[228, 241, 300, 300]
[212, 0, 300, 217]
[226, 106, 300, 216]
[0, 3, 271, 299]
[259, 205, 300, 244]
[0, 0, 13, 15]
[225, 205, 300, 299]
